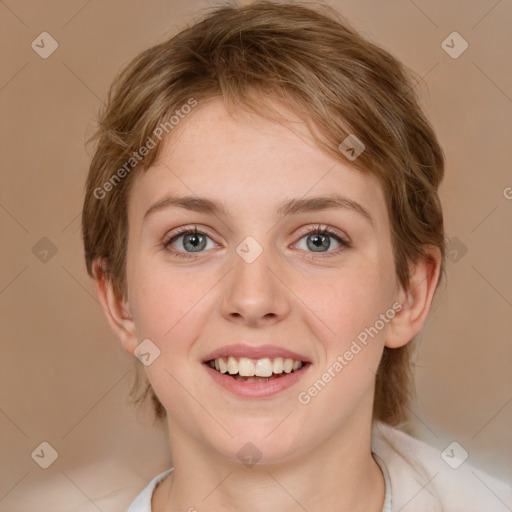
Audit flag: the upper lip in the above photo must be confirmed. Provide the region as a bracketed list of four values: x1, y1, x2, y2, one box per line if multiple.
[202, 343, 311, 363]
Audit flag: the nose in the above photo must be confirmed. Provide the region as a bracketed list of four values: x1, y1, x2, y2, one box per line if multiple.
[220, 241, 290, 328]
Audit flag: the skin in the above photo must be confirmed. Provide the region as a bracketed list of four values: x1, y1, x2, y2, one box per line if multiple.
[94, 96, 441, 511]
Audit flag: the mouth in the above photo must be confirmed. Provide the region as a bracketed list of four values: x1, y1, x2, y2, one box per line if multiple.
[202, 355, 311, 398]
[206, 356, 309, 381]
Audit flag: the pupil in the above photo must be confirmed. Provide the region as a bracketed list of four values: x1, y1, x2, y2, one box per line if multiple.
[185, 233, 206, 252]
[308, 233, 330, 252]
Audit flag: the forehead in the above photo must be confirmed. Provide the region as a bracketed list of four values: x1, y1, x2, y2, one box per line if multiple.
[128, 97, 388, 228]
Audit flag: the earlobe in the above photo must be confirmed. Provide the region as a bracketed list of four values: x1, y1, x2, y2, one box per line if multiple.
[385, 247, 442, 349]
[92, 259, 139, 356]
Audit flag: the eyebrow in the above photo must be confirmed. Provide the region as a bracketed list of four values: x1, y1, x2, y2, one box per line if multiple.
[143, 194, 374, 226]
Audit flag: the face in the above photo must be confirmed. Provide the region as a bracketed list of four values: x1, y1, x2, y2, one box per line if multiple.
[121, 97, 402, 464]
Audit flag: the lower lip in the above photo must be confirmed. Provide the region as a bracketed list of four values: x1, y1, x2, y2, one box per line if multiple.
[203, 363, 311, 398]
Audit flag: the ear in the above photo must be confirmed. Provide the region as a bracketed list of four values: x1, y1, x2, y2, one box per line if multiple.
[385, 246, 442, 349]
[92, 259, 138, 356]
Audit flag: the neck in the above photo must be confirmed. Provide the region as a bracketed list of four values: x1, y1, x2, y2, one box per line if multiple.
[154, 415, 385, 512]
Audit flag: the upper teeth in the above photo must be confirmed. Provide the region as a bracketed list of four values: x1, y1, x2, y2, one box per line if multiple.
[209, 357, 303, 377]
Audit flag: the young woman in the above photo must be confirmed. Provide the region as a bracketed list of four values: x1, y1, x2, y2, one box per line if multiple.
[82, 2, 511, 510]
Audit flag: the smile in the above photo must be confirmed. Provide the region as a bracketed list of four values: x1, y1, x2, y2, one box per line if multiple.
[203, 356, 311, 398]
[208, 356, 303, 381]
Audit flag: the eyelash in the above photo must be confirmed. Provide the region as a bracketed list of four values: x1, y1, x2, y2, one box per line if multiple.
[162, 224, 352, 260]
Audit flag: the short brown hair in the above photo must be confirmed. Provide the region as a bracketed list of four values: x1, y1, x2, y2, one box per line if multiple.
[82, 0, 445, 427]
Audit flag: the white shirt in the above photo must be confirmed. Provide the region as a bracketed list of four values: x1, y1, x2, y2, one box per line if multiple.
[126, 421, 511, 511]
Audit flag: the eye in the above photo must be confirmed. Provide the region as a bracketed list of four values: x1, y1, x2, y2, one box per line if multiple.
[163, 226, 217, 259]
[294, 225, 351, 258]
[163, 224, 351, 260]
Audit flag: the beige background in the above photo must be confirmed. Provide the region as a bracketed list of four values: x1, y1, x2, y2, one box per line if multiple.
[1, 0, 511, 509]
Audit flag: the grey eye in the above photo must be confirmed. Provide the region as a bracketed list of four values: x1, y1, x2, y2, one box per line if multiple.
[166, 230, 215, 254]
[305, 233, 331, 252]
[295, 230, 344, 254]
[181, 233, 208, 252]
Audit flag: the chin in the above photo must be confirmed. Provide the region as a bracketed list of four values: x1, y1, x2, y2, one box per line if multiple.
[209, 424, 305, 466]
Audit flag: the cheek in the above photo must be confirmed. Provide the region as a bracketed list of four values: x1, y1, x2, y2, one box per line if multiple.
[126, 265, 208, 410]
[128, 259, 203, 343]
[298, 260, 396, 350]
[294, 267, 396, 426]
